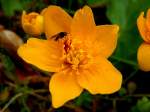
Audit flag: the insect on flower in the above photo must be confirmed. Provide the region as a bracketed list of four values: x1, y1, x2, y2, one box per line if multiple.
[18, 5, 122, 108]
[51, 32, 67, 41]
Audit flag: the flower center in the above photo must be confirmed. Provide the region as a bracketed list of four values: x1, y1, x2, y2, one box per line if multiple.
[62, 36, 92, 70]
[66, 49, 84, 70]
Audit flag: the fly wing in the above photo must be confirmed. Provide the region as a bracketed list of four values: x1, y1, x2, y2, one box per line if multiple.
[50, 33, 59, 41]
[50, 32, 67, 41]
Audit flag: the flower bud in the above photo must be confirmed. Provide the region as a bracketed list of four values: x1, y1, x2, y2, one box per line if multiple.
[21, 11, 43, 36]
[137, 9, 150, 71]
[137, 9, 150, 43]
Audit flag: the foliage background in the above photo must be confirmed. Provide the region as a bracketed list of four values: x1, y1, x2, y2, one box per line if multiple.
[0, 0, 150, 112]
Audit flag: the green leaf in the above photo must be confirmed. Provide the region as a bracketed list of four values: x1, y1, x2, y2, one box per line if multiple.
[0, 53, 16, 80]
[0, 87, 9, 102]
[51, 0, 58, 4]
[0, 53, 15, 72]
[0, 0, 23, 16]
[87, 0, 109, 7]
[107, 0, 150, 65]
[118, 87, 127, 96]
[74, 91, 92, 106]
[77, 0, 85, 6]
[131, 97, 150, 112]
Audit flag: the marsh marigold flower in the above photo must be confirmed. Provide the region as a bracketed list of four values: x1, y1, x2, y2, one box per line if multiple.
[137, 9, 150, 71]
[18, 5, 122, 108]
[22, 11, 43, 36]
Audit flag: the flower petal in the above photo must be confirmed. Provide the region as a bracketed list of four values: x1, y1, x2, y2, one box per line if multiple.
[92, 25, 119, 58]
[137, 12, 150, 42]
[42, 5, 72, 38]
[77, 56, 122, 94]
[146, 9, 150, 31]
[137, 42, 150, 71]
[50, 69, 83, 108]
[18, 38, 63, 72]
[71, 6, 96, 41]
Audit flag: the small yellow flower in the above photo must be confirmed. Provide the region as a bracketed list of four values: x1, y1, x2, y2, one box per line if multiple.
[18, 5, 122, 108]
[137, 9, 150, 71]
[22, 11, 43, 36]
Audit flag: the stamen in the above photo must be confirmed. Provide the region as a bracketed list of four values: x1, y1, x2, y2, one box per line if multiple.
[62, 35, 92, 70]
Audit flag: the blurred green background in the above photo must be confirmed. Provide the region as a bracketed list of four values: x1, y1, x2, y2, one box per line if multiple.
[0, 0, 150, 112]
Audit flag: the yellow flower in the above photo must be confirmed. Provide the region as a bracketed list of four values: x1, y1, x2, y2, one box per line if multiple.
[137, 9, 150, 71]
[22, 11, 43, 36]
[18, 5, 122, 108]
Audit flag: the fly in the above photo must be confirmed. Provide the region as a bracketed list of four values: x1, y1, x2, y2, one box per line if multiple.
[51, 32, 67, 41]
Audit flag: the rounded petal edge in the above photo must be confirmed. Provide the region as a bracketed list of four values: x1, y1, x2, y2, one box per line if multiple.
[17, 38, 63, 72]
[77, 56, 122, 94]
[137, 12, 150, 42]
[71, 5, 96, 42]
[137, 42, 150, 71]
[42, 5, 72, 38]
[93, 25, 119, 58]
[50, 69, 83, 108]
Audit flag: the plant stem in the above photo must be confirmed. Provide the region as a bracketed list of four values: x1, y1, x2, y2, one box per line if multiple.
[123, 68, 138, 84]
[110, 56, 137, 68]
[113, 99, 117, 112]
[1, 93, 23, 112]
[33, 89, 48, 93]
[28, 92, 48, 101]
[0, 88, 48, 112]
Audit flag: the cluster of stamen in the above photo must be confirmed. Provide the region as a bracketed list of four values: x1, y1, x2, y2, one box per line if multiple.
[66, 49, 84, 70]
[62, 35, 92, 70]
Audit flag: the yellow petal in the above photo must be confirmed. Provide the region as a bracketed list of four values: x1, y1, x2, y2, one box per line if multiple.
[137, 12, 150, 42]
[137, 42, 150, 71]
[42, 5, 72, 38]
[146, 9, 150, 30]
[50, 69, 83, 108]
[71, 6, 96, 41]
[77, 56, 122, 94]
[92, 25, 119, 58]
[18, 38, 63, 72]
